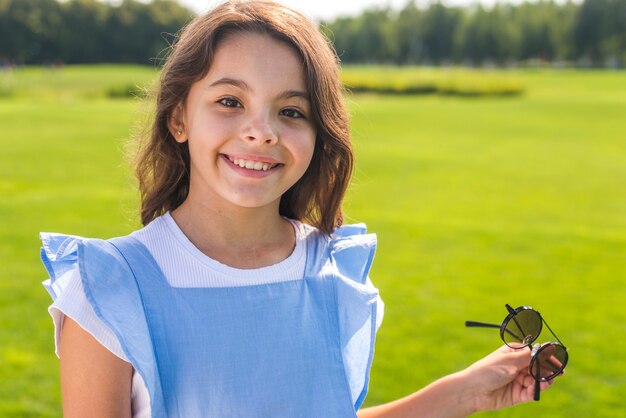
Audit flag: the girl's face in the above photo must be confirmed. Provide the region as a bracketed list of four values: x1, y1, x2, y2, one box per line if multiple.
[171, 31, 316, 213]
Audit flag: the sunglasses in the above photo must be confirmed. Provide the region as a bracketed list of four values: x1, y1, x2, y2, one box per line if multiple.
[465, 304, 568, 401]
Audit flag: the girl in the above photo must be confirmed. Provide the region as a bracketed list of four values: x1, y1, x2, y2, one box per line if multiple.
[40, 1, 556, 417]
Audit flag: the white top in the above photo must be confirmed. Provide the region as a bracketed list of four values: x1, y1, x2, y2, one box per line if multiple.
[47, 213, 383, 417]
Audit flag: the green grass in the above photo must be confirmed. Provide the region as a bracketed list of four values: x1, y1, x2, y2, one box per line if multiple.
[346, 70, 626, 416]
[1, 66, 625, 417]
[0, 64, 158, 100]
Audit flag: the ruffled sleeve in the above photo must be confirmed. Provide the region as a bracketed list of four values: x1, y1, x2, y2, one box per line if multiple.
[39, 233, 165, 417]
[329, 224, 384, 410]
[40, 232, 129, 361]
[40, 232, 82, 300]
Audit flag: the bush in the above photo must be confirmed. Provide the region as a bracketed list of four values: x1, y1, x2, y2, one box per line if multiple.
[341, 66, 525, 97]
[106, 84, 148, 99]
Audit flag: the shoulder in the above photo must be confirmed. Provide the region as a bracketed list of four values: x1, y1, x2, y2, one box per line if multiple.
[330, 224, 377, 284]
[296, 221, 377, 285]
[329, 223, 376, 254]
[129, 212, 171, 246]
[40, 233, 111, 299]
[295, 221, 376, 245]
[40, 228, 149, 303]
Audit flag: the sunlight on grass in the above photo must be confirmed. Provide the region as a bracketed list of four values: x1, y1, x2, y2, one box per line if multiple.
[1, 66, 625, 417]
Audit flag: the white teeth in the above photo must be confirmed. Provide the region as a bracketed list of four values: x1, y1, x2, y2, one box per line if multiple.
[231, 158, 276, 171]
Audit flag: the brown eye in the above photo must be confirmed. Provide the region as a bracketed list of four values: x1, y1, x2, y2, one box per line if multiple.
[280, 108, 304, 119]
[218, 97, 242, 108]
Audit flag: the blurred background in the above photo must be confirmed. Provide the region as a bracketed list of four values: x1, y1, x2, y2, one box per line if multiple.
[1, 0, 625, 416]
[2, 0, 624, 67]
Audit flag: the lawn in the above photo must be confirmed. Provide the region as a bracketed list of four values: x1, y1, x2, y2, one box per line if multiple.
[1, 65, 625, 417]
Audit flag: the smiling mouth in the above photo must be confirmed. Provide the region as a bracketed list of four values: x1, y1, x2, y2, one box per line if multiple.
[226, 156, 280, 172]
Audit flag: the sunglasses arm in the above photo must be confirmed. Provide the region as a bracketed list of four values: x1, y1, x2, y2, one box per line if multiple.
[534, 360, 541, 401]
[465, 320, 526, 342]
[465, 321, 501, 329]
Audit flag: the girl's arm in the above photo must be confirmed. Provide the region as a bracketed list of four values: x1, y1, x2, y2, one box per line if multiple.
[358, 345, 553, 418]
[59, 317, 133, 418]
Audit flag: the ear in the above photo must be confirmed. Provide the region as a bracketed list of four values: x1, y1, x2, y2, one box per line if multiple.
[168, 103, 187, 143]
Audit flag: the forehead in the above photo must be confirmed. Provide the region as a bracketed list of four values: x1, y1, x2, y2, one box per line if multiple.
[207, 31, 307, 91]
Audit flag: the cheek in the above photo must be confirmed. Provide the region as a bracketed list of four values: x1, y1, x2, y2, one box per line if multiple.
[188, 112, 236, 144]
[293, 127, 317, 164]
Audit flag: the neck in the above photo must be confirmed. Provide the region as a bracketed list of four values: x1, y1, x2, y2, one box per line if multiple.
[170, 197, 295, 269]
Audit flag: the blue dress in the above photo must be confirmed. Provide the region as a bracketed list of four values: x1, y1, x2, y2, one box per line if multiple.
[41, 224, 382, 418]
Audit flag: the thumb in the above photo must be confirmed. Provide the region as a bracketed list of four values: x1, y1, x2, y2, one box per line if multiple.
[495, 345, 533, 370]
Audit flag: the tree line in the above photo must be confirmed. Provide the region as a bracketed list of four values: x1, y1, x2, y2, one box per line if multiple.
[322, 0, 625, 67]
[0, 0, 624, 67]
[0, 0, 193, 65]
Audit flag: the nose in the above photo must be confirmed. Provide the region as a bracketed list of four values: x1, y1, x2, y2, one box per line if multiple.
[240, 112, 278, 145]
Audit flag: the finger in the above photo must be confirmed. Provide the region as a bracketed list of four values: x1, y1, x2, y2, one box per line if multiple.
[546, 355, 563, 371]
[501, 345, 533, 369]
[520, 378, 537, 403]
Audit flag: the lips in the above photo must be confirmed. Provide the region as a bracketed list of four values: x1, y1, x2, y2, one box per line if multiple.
[224, 155, 281, 172]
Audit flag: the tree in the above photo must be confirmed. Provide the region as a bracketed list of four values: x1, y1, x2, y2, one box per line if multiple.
[0, 0, 192, 64]
[0, 0, 63, 63]
[419, 2, 462, 64]
[574, 0, 626, 65]
[393, 1, 422, 64]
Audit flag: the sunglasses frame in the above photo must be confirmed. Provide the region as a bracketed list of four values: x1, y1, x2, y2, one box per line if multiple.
[465, 304, 569, 401]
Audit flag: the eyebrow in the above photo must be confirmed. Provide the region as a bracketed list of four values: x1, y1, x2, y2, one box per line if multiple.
[209, 77, 248, 90]
[208, 77, 310, 102]
[278, 90, 310, 102]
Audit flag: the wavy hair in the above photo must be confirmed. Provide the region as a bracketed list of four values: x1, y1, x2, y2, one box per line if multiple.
[134, 0, 352, 235]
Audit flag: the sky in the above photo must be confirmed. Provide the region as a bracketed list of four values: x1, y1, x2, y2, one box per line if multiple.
[175, 0, 521, 20]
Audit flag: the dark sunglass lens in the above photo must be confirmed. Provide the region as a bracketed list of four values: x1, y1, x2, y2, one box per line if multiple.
[531, 343, 568, 381]
[503, 309, 542, 348]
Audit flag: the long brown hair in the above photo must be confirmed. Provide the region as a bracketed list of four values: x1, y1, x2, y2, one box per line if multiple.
[134, 0, 353, 235]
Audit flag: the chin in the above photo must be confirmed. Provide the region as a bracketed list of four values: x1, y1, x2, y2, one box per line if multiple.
[227, 196, 281, 210]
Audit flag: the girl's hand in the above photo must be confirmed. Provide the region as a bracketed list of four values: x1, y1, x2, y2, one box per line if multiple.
[459, 345, 556, 412]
